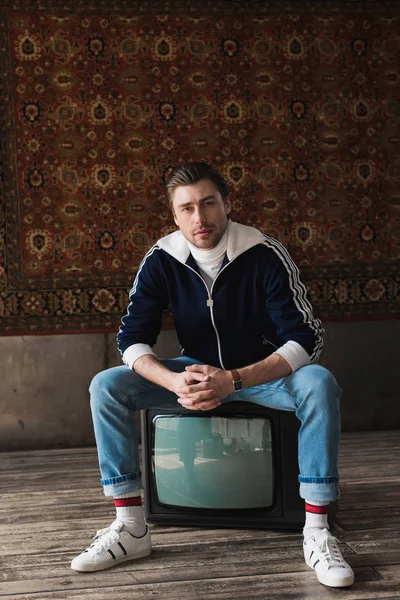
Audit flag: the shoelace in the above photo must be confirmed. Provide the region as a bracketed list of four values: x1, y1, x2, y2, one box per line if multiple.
[313, 530, 345, 568]
[89, 520, 124, 555]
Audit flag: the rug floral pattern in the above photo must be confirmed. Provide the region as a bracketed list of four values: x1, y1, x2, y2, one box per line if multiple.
[0, 1, 399, 334]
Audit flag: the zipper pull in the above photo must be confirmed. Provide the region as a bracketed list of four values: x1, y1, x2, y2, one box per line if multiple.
[207, 296, 214, 307]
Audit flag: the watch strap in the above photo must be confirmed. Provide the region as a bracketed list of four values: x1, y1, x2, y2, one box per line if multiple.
[231, 369, 243, 392]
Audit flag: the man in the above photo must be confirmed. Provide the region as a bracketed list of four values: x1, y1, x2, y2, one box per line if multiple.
[71, 162, 354, 588]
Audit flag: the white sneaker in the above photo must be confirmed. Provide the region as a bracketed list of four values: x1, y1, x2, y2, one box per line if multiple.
[303, 528, 354, 587]
[71, 519, 151, 572]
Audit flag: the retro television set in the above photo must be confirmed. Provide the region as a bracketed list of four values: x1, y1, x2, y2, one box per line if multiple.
[141, 401, 306, 530]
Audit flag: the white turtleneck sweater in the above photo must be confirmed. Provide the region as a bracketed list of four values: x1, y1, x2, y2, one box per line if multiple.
[188, 225, 229, 291]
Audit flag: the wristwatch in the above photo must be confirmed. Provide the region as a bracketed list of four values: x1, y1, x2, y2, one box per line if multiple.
[231, 369, 243, 392]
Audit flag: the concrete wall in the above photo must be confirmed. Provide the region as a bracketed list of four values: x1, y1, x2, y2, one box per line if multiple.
[0, 321, 399, 451]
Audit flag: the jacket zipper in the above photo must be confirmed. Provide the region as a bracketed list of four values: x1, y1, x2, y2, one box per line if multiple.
[184, 264, 226, 369]
[184, 261, 234, 370]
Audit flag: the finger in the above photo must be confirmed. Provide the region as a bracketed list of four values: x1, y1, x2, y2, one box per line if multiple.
[185, 364, 208, 375]
[188, 395, 220, 407]
[178, 398, 221, 411]
[177, 381, 214, 395]
[186, 372, 210, 383]
[194, 399, 221, 411]
[185, 382, 214, 394]
[177, 387, 216, 400]
[177, 401, 198, 411]
[177, 398, 202, 410]
[181, 373, 209, 387]
[177, 392, 220, 405]
[185, 365, 212, 383]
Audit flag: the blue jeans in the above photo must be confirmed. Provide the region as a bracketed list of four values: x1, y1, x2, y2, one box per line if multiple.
[90, 357, 341, 503]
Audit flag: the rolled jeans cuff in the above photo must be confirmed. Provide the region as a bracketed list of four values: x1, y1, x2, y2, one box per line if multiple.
[102, 474, 142, 498]
[299, 479, 339, 503]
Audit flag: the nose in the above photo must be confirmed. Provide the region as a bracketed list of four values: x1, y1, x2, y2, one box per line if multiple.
[194, 207, 206, 224]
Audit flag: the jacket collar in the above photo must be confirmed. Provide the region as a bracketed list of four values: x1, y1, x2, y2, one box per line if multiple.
[157, 221, 265, 265]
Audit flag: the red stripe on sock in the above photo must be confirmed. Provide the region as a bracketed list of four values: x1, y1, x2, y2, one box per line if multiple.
[305, 502, 329, 515]
[114, 497, 142, 507]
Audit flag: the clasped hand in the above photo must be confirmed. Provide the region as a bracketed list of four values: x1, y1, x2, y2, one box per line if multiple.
[173, 364, 232, 412]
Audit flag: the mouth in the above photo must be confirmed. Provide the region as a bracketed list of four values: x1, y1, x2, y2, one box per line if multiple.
[194, 228, 213, 236]
[194, 229, 212, 240]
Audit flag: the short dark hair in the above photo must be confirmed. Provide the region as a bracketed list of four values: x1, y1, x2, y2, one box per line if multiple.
[165, 161, 230, 208]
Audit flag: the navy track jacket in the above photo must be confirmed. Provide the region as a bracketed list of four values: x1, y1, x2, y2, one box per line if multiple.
[118, 221, 324, 371]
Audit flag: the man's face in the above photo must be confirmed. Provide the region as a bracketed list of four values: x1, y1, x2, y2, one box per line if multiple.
[171, 179, 231, 250]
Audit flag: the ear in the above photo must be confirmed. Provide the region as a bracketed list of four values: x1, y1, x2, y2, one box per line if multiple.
[224, 198, 232, 215]
[173, 213, 179, 227]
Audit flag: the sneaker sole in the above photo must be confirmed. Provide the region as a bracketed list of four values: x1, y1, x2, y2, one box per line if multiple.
[71, 547, 152, 573]
[314, 569, 355, 588]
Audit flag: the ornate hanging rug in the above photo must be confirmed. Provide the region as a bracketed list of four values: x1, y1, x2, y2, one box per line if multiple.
[0, 0, 399, 335]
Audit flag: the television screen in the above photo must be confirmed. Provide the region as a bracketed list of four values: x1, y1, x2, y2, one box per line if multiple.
[153, 414, 274, 509]
[141, 402, 306, 530]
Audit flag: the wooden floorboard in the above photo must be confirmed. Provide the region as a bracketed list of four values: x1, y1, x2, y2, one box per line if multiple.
[1, 430, 400, 599]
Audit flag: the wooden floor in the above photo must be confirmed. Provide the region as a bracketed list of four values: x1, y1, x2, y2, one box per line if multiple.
[1, 430, 400, 600]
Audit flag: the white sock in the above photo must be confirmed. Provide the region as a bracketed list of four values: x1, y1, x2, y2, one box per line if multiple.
[113, 492, 147, 537]
[303, 500, 329, 539]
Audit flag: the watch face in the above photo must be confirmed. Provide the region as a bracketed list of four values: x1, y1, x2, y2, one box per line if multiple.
[233, 380, 243, 392]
